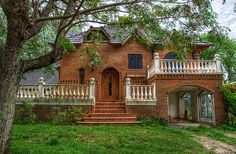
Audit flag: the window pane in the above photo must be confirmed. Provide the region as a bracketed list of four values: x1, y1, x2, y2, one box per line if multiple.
[128, 54, 142, 69]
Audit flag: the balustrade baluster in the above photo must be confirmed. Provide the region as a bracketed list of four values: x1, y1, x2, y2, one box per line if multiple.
[31, 88, 35, 98]
[81, 87, 84, 99]
[69, 87, 72, 98]
[73, 87, 76, 99]
[140, 86, 143, 99]
[148, 86, 152, 100]
[61, 85, 65, 98]
[183, 62, 186, 73]
[132, 86, 135, 99]
[175, 61, 178, 73]
[144, 87, 147, 99]
[77, 87, 80, 98]
[167, 61, 171, 73]
[179, 61, 182, 73]
[136, 86, 139, 99]
[190, 61, 193, 73]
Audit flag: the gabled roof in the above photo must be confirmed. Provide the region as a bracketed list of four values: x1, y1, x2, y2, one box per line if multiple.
[66, 26, 147, 45]
[66, 26, 210, 47]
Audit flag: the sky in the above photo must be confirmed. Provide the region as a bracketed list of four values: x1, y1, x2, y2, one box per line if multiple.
[212, 0, 236, 38]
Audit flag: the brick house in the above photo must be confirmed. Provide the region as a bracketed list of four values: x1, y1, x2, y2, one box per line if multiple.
[18, 26, 225, 125]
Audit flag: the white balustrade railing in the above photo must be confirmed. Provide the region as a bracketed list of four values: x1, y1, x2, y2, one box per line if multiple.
[17, 77, 95, 100]
[125, 78, 156, 101]
[159, 59, 217, 74]
[17, 86, 39, 98]
[42, 84, 89, 99]
[147, 53, 222, 78]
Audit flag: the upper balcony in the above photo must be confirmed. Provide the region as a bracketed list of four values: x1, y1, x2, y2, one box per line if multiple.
[147, 53, 222, 79]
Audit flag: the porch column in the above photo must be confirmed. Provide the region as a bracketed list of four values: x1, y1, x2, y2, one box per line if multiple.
[154, 52, 160, 73]
[214, 54, 222, 73]
[89, 78, 95, 102]
[125, 78, 131, 100]
[38, 77, 45, 98]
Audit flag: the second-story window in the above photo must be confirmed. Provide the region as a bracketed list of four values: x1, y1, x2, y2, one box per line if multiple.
[79, 68, 85, 84]
[128, 54, 143, 69]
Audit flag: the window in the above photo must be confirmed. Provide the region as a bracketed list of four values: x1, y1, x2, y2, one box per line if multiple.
[108, 76, 112, 96]
[164, 52, 177, 59]
[200, 93, 213, 122]
[79, 68, 85, 84]
[128, 54, 143, 69]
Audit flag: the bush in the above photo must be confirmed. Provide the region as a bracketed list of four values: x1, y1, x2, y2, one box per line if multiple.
[14, 100, 36, 124]
[52, 107, 85, 125]
[220, 84, 236, 124]
[139, 116, 168, 127]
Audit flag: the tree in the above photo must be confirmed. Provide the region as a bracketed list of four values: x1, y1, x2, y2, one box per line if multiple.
[200, 31, 236, 82]
[0, 0, 216, 153]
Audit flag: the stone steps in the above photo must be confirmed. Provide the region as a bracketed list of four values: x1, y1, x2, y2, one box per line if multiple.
[83, 117, 137, 122]
[79, 121, 140, 125]
[88, 113, 134, 117]
[79, 101, 139, 124]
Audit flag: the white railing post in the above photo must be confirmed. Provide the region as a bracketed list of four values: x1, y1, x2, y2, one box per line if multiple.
[152, 83, 156, 99]
[89, 78, 95, 101]
[214, 54, 222, 73]
[38, 77, 45, 98]
[147, 66, 150, 79]
[126, 78, 131, 100]
[154, 52, 160, 73]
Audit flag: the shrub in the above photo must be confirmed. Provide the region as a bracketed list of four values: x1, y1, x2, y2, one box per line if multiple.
[220, 84, 236, 124]
[52, 107, 85, 125]
[139, 116, 168, 127]
[14, 100, 36, 124]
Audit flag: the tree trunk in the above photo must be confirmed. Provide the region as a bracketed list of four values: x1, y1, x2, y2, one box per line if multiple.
[0, 50, 22, 154]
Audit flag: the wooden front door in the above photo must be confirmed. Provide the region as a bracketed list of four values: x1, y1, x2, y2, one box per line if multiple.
[101, 68, 119, 101]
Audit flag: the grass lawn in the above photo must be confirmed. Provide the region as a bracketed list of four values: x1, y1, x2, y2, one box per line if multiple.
[11, 124, 219, 154]
[11, 123, 236, 154]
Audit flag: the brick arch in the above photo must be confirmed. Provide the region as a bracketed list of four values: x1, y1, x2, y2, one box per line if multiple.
[167, 84, 214, 94]
[100, 64, 122, 74]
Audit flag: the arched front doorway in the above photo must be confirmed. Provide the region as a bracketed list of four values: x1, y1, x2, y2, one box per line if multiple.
[101, 68, 119, 101]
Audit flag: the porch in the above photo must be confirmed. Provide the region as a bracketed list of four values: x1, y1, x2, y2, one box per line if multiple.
[168, 85, 215, 125]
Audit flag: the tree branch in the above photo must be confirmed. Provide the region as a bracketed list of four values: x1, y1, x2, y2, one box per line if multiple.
[24, 0, 55, 41]
[22, 48, 63, 72]
[34, 0, 139, 22]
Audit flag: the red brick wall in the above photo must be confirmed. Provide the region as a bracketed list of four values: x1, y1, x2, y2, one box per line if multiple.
[60, 41, 154, 101]
[126, 105, 157, 117]
[60, 42, 203, 100]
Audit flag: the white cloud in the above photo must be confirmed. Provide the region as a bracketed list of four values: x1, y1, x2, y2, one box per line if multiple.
[212, 0, 236, 38]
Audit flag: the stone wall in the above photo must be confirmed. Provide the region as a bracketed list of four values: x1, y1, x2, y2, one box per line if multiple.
[16, 99, 93, 122]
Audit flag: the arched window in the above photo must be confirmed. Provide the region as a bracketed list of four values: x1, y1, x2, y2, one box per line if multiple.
[200, 93, 213, 122]
[164, 52, 177, 59]
[79, 68, 85, 84]
[164, 52, 178, 71]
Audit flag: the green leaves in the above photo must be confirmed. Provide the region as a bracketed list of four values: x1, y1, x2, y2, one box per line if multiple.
[221, 85, 236, 118]
[85, 47, 101, 66]
[58, 37, 77, 52]
[200, 32, 236, 82]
